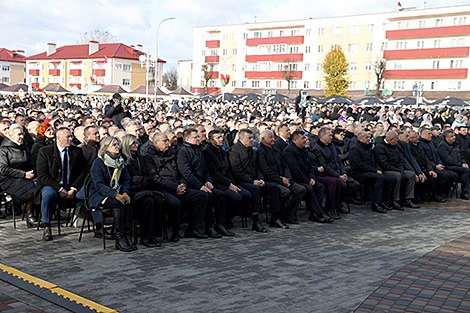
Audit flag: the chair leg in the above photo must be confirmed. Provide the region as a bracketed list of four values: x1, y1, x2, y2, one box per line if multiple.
[12, 198, 16, 230]
[78, 210, 89, 242]
[56, 205, 61, 236]
[101, 212, 106, 250]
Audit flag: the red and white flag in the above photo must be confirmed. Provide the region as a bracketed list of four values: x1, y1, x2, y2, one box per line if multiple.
[398, 2, 402, 6]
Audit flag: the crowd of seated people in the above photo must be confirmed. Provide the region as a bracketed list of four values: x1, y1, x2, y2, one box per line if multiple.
[0, 92, 467, 253]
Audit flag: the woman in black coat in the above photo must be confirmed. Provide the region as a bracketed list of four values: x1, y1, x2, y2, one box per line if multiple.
[121, 134, 165, 247]
[0, 124, 37, 226]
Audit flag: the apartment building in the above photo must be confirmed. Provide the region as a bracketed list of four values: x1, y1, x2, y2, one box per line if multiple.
[0, 48, 26, 85]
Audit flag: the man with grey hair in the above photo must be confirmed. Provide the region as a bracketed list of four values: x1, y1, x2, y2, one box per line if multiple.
[257, 130, 306, 225]
[373, 130, 416, 210]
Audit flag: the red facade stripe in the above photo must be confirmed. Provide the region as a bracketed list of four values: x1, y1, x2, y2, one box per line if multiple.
[383, 68, 468, 79]
[386, 25, 470, 39]
[246, 36, 304, 46]
[383, 47, 470, 59]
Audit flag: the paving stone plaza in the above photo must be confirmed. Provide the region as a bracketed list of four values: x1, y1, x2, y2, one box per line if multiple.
[1, 199, 470, 312]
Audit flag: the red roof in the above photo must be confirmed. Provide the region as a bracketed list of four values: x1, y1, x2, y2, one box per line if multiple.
[25, 43, 166, 63]
[0, 48, 26, 63]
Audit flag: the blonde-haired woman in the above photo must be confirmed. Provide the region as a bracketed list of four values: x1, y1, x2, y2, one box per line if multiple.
[89, 136, 136, 252]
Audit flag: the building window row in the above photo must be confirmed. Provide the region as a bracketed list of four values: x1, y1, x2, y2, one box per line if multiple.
[1, 65, 10, 72]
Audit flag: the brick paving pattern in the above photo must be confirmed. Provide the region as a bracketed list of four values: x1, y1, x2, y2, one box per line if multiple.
[0, 293, 45, 313]
[1, 199, 470, 312]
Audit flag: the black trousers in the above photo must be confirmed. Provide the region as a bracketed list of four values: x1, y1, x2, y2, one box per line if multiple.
[435, 169, 458, 196]
[339, 177, 361, 203]
[355, 172, 397, 204]
[205, 187, 226, 225]
[277, 182, 306, 218]
[224, 186, 252, 220]
[162, 188, 208, 227]
[298, 182, 324, 215]
[133, 194, 163, 239]
[447, 166, 470, 194]
[239, 182, 281, 214]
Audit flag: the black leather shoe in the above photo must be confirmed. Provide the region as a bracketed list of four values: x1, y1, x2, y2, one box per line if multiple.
[252, 220, 268, 233]
[43, 227, 53, 241]
[269, 218, 290, 229]
[126, 236, 138, 250]
[170, 231, 180, 242]
[309, 213, 334, 223]
[371, 203, 387, 213]
[380, 203, 392, 211]
[151, 238, 163, 247]
[337, 205, 350, 214]
[184, 228, 209, 239]
[284, 215, 299, 224]
[94, 228, 114, 240]
[115, 238, 133, 252]
[460, 193, 470, 200]
[140, 238, 157, 248]
[391, 201, 404, 211]
[402, 200, 420, 208]
[224, 220, 233, 230]
[432, 195, 447, 203]
[329, 209, 341, 219]
[205, 226, 222, 238]
[348, 198, 361, 205]
[215, 224, 235, 236]
[26, 214, 38, 228]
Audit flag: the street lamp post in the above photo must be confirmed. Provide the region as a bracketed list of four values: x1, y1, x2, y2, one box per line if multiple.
[155, 17, 176, 99]
[139, 51, 157, 103]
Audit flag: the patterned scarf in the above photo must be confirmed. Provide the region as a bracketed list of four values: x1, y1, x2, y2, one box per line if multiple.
[99, 152, 125, 191]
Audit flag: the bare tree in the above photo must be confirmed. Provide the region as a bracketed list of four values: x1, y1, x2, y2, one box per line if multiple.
[163, 67, 178, 91]
[201, 64, 215, 93]
[77, 30, 118, 44]
[282, 58, 296, 96]
[372, 57, 387, 98]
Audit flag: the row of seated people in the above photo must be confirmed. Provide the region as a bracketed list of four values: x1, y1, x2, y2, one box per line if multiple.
[0, 122, 465, 253]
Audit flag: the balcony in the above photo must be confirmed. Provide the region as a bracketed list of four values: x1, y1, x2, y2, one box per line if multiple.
[384, 47, 469, 59]
[94, 69, 106, 76]
[383, 68, 468, 79]
[29, 69, 40, 76]
[205, 56, 220, 63]
[70, 69, 82, 76]
[69, 83, 81, 89]
[203, 71, 219, 79]
[49, 69, 60, 76]
[205, 40, 220, 48]
[31, 83, 39, 88]
[386, 25, 470, 39]
[246, 36, 304, 46]
[246, 53, 303, 63]
[245, 71, 302, 79]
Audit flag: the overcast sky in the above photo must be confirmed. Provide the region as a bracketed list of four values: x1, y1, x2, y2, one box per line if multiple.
[1, 0, 468, 70]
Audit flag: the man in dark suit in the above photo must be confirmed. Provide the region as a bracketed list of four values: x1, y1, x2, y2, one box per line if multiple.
[257, 130, 306, 224]
[273, 123, 290, 153]
[80, 125, 100, 172]
[35, 127, 86, 241]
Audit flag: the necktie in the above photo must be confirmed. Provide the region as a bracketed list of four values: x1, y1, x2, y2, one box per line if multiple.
[62, 148, 69, 189]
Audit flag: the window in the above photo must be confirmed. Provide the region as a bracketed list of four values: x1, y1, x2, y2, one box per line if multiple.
[454, 17, 467, 26]
[366, 43, 373, 52]
[290, 81, 297, 89]
[317, 63, 322, 71]
[202, 35, 206, 41]
[450, 60, 463, 69]
[254, 31, 262, 38]
[123, 64, 131, 72]
[277, 64, 283, 71]
[1, 65, 10, 71]
[348, 44, 358, 53]
[222, 49, 227, 56]
[257, 61, 272, 71]
[434, 39, 441, 48]
[210, 34, 218, 40]
[242, 81, 246, 87]
[364, 81, 370, 89]
[243, 48, 247, 55]
[232, 64, 236, 71]
[231, 81, 236, 87]
[315, 81, 322, 89]
[393, 81, 405, 89]
[332, 27, 341, 36]
[279, 30, 284, 37]
[210, 49, 218, 56]
[306, 29, 311, 36]
[252, 80, 260, 88]
[418, 20, 425, 28]
[349, 63, 357, 71]
[349, 25, 359, 35]
[381, 42, 388, 51]
[241, 65, 245, 72]
[395, 41, 407, 50]
[273, 44, 286, 53]
[122, 79, 130, 86]
[435, 19, 443, 27]
[433, 60, 440, 69]
[232, 49, 237, 55]
[367, 24, 374, 33]
[365, 63, 372, 71]
[304, 63, 310, 71]
[265, 81, 271, 88]
[267, 31, 273, 38]
[223, 34, 227, 41]
[430, 81, 438, 90]
[317, 45, 323, 53]
[209, 80, 215, 87]
[449, 81, 462, 90]
[2, 77, 9, 83]
[452, 38, 465, 47]
[397, 22, 409, 30]
[243, 33, 248, 39]
[287, 63, 298, 71]
[394, 61, 405, 70]
[318, 28, 324, 36]
[349, 81, 356, 90]
[291, 29, 299, 36]
[290, 46, 299, 54]
[305, 46, 311, 53]
[303, 81, 309, 88]
[417, 41, 424, 49]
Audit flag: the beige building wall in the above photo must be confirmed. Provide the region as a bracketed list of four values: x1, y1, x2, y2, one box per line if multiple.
[131, 63, 146, 90]
[9, 64, 24, 84]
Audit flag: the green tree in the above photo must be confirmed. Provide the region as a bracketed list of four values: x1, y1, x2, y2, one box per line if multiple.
[322, 46, 351, 97]
[163, 67, 178, 91]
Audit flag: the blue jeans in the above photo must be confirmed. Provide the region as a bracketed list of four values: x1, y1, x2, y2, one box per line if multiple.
[41, 186, 59, 224]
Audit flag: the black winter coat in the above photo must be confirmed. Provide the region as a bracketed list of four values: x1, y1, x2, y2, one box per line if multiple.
[0, 138, 35, 180]
[349, 141, 379, 177]
[312, 140, 346, 177]
[437, 139, 464, 167]
[456, 134, 470, 164]
[409, 142, 433, 173]
[203, 144, 235, 190]
[273, 137, 288, 153]
[397, 141, 423, 174]
[176, 142, 211, 189]
[144, 145, 185, 193]
[373, 137, 404, 174]
[257, 143, 289, 185]
[282, 143, 315, 184]
[419, 137, 442, 169]
[228, 142, 261, 184]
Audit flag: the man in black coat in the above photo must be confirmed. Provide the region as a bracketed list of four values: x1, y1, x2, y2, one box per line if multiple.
[203, 129, 251, 230]
[431, 126, 443, 148]
[455, 126, 470, 164]
[144, 132, 209, 239]
[273, 123, 290, 153]
[176, 128, 232, 237]
[282, 131, 333, 223]
[80, 125, 100, 172]
[104, 93, 131, 128]
[228, 128, 284, 232]
[419, 127, 458, 198]
[373, 130, 416, 210]
[35, 127, 86, 241]
[349, 131, 396, 213]
[312, 127, 360, 210]
[257, 130, 306, 224]
[437, 129, 470, 199]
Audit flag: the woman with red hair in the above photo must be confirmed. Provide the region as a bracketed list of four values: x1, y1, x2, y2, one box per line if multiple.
[31, 123, 55, 163]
